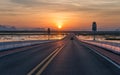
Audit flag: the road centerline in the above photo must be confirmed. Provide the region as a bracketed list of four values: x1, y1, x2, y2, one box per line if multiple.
[27, 45, 65, 75]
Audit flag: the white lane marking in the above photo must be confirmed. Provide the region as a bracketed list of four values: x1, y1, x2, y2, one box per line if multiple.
[82, 43, 120, 69]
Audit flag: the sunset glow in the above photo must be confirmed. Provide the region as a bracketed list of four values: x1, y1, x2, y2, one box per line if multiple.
[56, 20, 63, 29]
[58, 25, 62, 29]
[0, 0, 120, 30]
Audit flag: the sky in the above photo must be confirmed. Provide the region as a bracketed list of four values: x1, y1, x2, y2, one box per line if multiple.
[0, 0, 120, 31]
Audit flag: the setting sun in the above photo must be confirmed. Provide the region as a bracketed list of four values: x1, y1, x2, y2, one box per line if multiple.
[58, 25, 62, 29]
[55, 20, 63, 29]
[51, 14, 68, 29]
[57, 21, 63, 29]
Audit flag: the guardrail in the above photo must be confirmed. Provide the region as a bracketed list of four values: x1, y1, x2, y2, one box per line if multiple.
[0, 40, 52, 51]
[81, 40, 120, 54]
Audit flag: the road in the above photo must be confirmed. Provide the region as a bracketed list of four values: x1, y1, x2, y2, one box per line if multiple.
[0, 34, 119, 75]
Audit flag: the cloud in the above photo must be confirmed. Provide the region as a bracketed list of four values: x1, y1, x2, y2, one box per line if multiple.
[8, 0, 101, 13]
[0, 0, 120, 17]
[0, 0, 120, 30]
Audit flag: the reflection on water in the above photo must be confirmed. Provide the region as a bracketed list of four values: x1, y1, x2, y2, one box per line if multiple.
[77, 35, 120, 43]
[77, 35, 120, 53]
[0, 35, 66, 42]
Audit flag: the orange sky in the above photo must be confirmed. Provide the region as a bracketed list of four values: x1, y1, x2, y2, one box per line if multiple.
[0, 0, 120, 31]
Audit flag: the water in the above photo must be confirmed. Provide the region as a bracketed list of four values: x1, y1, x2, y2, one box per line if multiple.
[0, 35, 66, 42]
[77, 35, 120, 53]
[77, 35, 120, 43]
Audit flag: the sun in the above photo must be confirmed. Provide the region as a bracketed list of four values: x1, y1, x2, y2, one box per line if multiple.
[57, 21, 63, 29]
[57, 22, 63, 29]
[58, 25, 62, 29]
[52, 15, 65, 29]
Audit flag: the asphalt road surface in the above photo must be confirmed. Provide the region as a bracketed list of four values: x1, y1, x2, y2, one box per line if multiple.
[0, 34, 119, 75]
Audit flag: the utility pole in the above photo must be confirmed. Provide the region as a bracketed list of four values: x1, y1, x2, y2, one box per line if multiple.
[92, 22, 97, 41]
[47, 28, 51, 40]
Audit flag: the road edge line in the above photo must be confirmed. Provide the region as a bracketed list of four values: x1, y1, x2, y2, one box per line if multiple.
[81, 42, 120, 69]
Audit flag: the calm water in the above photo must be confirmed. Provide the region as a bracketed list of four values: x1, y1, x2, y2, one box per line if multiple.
[77, 35, 120, 43]
[0, 35, 66, 42]
[0, 34, 119, 43]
